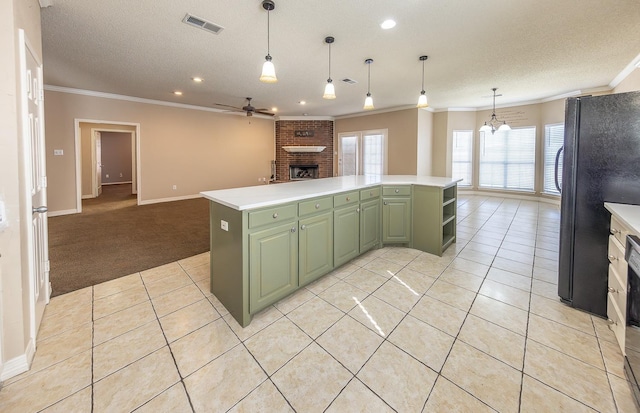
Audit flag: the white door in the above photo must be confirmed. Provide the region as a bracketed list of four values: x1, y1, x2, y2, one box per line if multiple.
[20, 30, 50, 339]
[338, 133, 358, 176]
[93, 130, 102, 197]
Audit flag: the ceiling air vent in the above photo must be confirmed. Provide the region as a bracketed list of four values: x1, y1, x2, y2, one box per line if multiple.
[183, 14, 224, 35]
[342, 78, 358, 84]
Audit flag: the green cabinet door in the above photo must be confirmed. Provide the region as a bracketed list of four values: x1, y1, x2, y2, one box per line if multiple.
[334, 204, 360, 267]
[249, 221, 298, 313]
[299, 212, 333, 286]
[360, 198, 380, 253]
[382, 197, 411, 243]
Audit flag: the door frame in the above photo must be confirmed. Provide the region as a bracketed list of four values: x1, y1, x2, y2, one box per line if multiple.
[90, 128, 136, 198]
[74, 119, 141, 212]
[337, 129, 389, 176]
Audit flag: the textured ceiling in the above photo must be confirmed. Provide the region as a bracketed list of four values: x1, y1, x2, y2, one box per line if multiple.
[41, 0, 640, 117]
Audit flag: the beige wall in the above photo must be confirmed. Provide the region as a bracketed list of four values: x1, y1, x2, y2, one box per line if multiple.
[0, 0, 41, 375]
[416, 109, 433, 175]
[431, 112, 448, 176]
[45, 91, 275, 213]
[614, 68, 640, 94]
[100, 132, 133, 184]
[335, 109, 419, 175]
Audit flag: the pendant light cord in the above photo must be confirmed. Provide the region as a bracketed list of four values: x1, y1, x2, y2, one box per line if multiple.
[367, 63, 371, 94]
[421, 60, 425, 92]
[266, 10, 270, 56]
[328, 42, 331, 80]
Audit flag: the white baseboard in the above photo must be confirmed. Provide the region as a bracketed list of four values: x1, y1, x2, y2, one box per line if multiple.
[81, 194, 93, 199]
[0, 339, 35, 381]
[458, 189, 561, 206]
[48, 209, 79, 217]
[101, 181, 133, 186]
[138, 193, 203, 206]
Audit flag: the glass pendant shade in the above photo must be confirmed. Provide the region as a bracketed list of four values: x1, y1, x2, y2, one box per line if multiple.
[363, 94, 374, 110]
[323, 81, 336, 99]
[260, 57, 277, 83]
[479, 123, 492, 133]
[417, 92, 428, 108]
[498, 122, 511, 132]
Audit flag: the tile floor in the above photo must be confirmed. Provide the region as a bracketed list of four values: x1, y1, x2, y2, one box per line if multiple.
[1, 195, 638, 412]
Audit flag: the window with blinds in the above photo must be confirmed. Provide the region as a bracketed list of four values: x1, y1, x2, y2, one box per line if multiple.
[479, 127, 536, 191]
[543, 123, 564, 195]
[362, 133, 384, 175]
[452, 130, 473, 186]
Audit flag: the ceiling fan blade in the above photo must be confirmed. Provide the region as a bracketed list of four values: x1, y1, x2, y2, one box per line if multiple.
[255, 110, 275, 116]
[213, 102, 243, 110]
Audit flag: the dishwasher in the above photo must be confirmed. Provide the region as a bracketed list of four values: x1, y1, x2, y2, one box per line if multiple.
[625, 234, 640, 406]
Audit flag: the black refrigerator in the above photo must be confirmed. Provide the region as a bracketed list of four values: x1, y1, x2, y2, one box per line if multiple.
[558, 90, 640, 317]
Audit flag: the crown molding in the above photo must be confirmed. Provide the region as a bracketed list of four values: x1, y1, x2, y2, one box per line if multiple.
[610, 52, 640, 89]
[276, 116, 335, 121]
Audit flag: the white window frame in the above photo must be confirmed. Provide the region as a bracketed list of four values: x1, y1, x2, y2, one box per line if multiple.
[337, 129, 388, 176]
[451, 130, 473, 187]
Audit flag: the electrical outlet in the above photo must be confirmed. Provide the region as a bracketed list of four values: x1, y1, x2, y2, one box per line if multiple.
[172, 185, 177, 190]
[220, 220, 229, 231]
[53, 149, 63, 156]
[105, 174, 109, 178]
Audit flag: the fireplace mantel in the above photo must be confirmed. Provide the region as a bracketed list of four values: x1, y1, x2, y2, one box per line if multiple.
[282, 145, 326, 153]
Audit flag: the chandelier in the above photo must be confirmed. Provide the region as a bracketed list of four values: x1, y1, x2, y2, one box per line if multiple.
[480, 88, 511, 134]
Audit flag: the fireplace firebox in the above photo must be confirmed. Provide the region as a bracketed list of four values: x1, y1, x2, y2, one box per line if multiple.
[289, 164, 319, 180]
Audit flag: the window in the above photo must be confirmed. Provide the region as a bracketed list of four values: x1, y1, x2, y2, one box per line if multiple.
[452, 130, 473, 186]
[338, 130, 387, 176]
[543, 123, 564, 195]
[479, 127, 536, 191]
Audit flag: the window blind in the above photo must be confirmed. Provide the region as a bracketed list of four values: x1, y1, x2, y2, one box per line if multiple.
[452, 130, 473, 186]
[479, 127, 536, 191]
[543, 123, 564, 195]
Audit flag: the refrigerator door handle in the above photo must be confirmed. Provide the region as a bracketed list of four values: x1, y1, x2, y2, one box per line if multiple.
[555, 146, 564, 193]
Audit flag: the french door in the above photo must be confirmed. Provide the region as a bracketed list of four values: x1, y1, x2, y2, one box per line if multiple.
[337, 130, 387, 176]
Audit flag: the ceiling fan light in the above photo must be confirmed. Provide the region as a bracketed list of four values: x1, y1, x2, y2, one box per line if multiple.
[479, 123, 492, 133]
[498, 122, 511, 132]
[260, 58, 277, 83]
[417, 92, 428, 108]
[363, 94, 374, 110]
[323, 81, 336, 99]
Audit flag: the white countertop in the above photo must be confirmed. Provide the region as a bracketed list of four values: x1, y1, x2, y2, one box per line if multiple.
[201, 175, 461, 210]
[604, 203, 640, 235]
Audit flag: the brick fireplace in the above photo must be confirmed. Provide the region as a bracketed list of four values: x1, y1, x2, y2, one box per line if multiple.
[274, 120, 334, 182]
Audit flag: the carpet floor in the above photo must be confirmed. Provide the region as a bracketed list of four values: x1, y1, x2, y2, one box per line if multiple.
[48, 184, 210, 296]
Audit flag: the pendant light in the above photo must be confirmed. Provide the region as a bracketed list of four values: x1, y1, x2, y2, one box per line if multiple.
[363, 58, 374, 110]
[322, 36, 336, 99]
[259, 0, 277, 83]
[479, 88, 511, 134]
[416, 55, 429, 108]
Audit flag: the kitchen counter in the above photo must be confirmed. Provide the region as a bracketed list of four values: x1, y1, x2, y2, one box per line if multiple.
[604, 203, 640, 235]
[200, 175, 460, 210]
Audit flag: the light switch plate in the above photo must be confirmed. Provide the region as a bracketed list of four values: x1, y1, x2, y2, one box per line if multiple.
[220, 220, 229, 231]
[53, 149, 63, 156]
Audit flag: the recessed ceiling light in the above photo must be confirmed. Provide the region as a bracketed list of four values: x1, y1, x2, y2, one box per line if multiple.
[299, 101, 306, 105]
[192, 77, 204, 83]
[381, 19, 396, 29]
[173, 91, 183, 95]
[271, 107, 278, 112]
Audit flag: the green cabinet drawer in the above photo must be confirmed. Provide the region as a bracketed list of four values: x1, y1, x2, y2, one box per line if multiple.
[333, 191, 359, 208]
[383, 186, 411, 196]
[299, 196, 333, 217]
[360, 187, 381, 200]
[248, 204, 297, 229]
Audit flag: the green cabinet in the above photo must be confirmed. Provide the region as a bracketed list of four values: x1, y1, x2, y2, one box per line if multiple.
[249, 221, 298, 314]
[360, 198, 380, 252]
[412, 184, 457, 256]
[382, 186, 412, 243]
[299, 212, 333, 286]
[334, 204, 360, 267]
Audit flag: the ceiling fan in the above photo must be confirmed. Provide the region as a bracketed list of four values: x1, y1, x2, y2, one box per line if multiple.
[213, 97, 274, 117]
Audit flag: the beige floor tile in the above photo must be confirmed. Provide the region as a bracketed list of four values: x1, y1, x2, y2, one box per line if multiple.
[504, 234, 536, 247]
[40, 386, 92, 413]
[140, 261, 185, 283]
[520, 375, 596, 413]
[287, 296, 344, 339]
[492, 256, 533, 277]
[479, 279, 530, 311]
[184, 345, 267, 412]
[535, 256, 559, 272]
[458, 314, 525, 370]
[93, 347, 180, 412]
[609, 372, 639, 413]
[600, 337, 627, 380]
[151, 283, 205, 317]
[272, 343, 352, 413]
[245, 317, 312, 375]
[523, 339, 615, 412]
[391, 267, 436, 294]
[319, 281, 369, 312]
[458, 248, 495, 266]
[328, 263, 359, 279]
[348, 295, 404, 337]
[410, 295, 467, 336]
[229, 380, 294, 413]
[344, 268, 389, 293]
[0, 351, 92, 413]
[38, 300, 92, 341]
[45, 287, 92, 317]
[93, 320, 166, 381]
[476, 228, 507, 239]
[93, 273, 142, 299]
[532, 266, 558, 284]
[470, 295, 529, 336]
[159, 298, 220, 342]
[362, 257, 404, 278]
[194, 277, 213, 297]
[144, 271, 193, 298]
[380, 247, 422, 266]
[135, 383, 193, 413]
[442, 341, 521, 413]
[486, 267, 532, 292]
[469, 234, 503, 248]
[439, 267, 484, 293]
[325, 378, 394, 413]
[593, 315, 618, 345]
[183, 262, 210, 282]
[178, 252, 209, 271]
[463, 241, 499, 256]
[358, 341, 437, 413]
[224, 305, 283, 341]
[388, 315, 454, 372]
[496, 248, 534, 265]
[535, 247, 559, 261]
[274, 287, 315, 314]
[531, 278, 557, 299]
[500, 242, 535, 256]
[529, 294, 594, 335]
[423, 377, 497, 413]
[207, 293, 230, 316]
[93, 283, 149, 319]
[426, 280, 477, 312]
[171, 318, 239, 377]
[405, 258, 448, 278]
[449, 257, 490, 277]
[527, 314, 604, 369]
[304, 274, 340, 294]
[317, 316, 383, 374]
[93, 300, 157, 345]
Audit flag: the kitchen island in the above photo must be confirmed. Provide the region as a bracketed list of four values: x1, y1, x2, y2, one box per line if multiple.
[201, 175, 460, 326]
